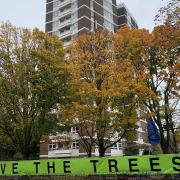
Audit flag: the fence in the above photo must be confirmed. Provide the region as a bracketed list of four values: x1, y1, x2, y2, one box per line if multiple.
[0, 174, 179, 180]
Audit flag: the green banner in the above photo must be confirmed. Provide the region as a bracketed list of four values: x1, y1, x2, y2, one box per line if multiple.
[0, 154, 179, 176]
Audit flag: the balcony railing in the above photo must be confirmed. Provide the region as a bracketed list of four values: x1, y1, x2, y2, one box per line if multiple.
[60, 0, 72, 9]
[59, 8, 72, 18]
[53, 0, 71, 10]
[59, 30, 72, 38]
[48, 149, 79, 158]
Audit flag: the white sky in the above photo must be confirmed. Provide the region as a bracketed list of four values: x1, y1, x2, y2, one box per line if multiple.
[0, 0, 168, 31]
[117, 0, 168, 30]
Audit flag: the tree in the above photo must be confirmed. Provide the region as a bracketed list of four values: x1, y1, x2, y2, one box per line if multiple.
[0, 23, 70, 159]
[0, 129, 14, 160]
[155, 0, 180, 27]
[146, 25, 180, 153]
[114, 26, 180, 153]
[175, 125, 180, 150]
[61, 30, 151, 157]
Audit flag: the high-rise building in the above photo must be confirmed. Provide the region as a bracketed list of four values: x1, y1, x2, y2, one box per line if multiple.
[45, 0, 138, 46]
[116, 3, 138, 29]
[40, 0, 146, 159]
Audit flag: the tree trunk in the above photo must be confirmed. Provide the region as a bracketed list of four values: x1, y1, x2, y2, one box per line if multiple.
[160, 130, 169, 154]
[172, 133, 177, 153]
[87, 152, 92, 157]
[87, 147, 92, 157]
[21, 143, 38, 160]
[169, 115, 177, 153]
[22, 151, 30, 160]
[99, 148, 106, 157]
[98, 141, 106, 157]
[155, 113, 167, 154]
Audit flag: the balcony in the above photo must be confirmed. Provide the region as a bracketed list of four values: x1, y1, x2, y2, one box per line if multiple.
[135, 138, 144, 144]
[60, 19, 71, 28]
[64, 41, 72, 47]
[137, 127, 144, 133]
[60, 0, 72, 8]
[48, 149, 79, 158]
[111, 149, 124, 156]
[60, 30, 72, 39]
[59, 8, 72, 18]
[53, 0, 71, 10]
[53, 19, 71, 32]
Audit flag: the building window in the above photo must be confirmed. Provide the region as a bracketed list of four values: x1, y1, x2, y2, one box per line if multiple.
[53, 0, 60, 8]
[104, 0, 112, 9]
[104, 10, 113, 20]
[71, 127, 78, 134]
[53, 20, 60, 28]
[52, 31, 59, 36]
[111, 143, 122, 150]
[49, 143, 56, 151]
[138, 132, 142, 139]
[60, 15, 71, 23]
[53, 10, 60, 18]
[60, 4, 71, 13]
[103, 20, 114, 32]
[72, 141, 79, 149]
[63, 37, 72, 45]
[60, 25, 71, 34]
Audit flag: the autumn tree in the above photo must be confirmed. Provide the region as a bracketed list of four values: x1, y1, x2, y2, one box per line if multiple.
[61, 30, 151, 157]
[0, 23, 70, 159]
[146, 25, 180, 153]
[114, 26, 180, 153]
[155, 0, 180, 27]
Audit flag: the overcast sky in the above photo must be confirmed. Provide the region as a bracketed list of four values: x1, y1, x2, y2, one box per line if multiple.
[0, 0, 168, 31]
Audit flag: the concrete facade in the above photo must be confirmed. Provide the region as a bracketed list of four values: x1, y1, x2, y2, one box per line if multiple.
[40, 120, 149, 159]
[45, 0, 138, 46]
